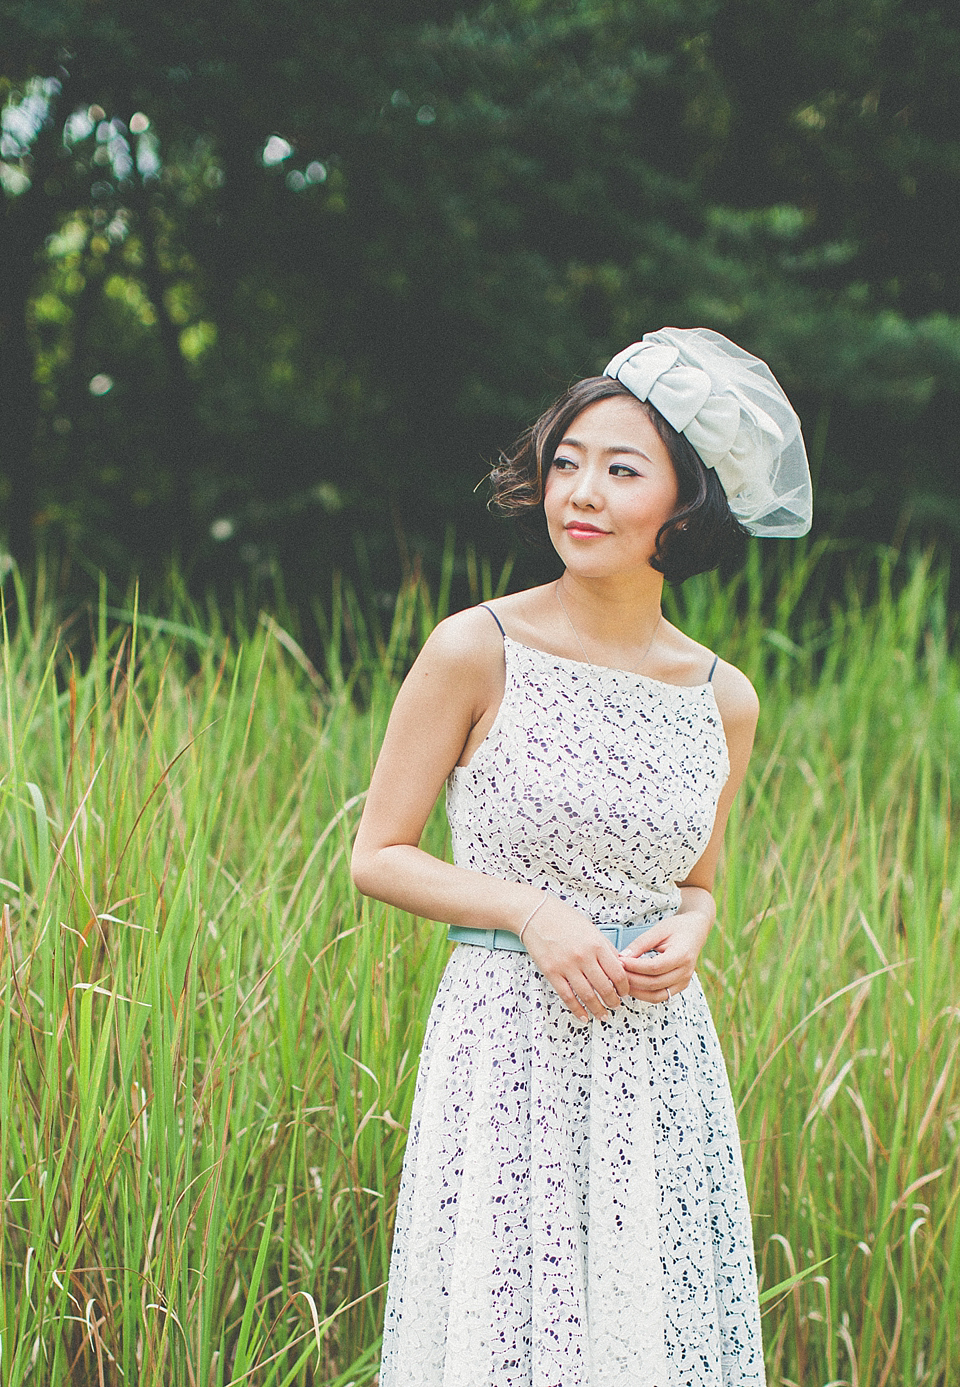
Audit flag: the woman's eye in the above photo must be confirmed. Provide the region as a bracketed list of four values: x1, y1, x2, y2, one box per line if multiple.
[551, 456, 576, 471]
[610, 464, 639, 478]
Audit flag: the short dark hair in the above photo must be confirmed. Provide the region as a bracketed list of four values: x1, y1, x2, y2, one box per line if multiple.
[488, 376, 748, 583]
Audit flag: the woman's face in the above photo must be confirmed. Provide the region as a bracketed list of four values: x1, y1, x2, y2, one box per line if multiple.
[543, 395, 680, 578]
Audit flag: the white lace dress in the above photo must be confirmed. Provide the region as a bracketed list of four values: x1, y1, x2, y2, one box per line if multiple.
[378, 636, 765, 1387]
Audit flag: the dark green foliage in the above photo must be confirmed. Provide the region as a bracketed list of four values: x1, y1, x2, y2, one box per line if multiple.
[2, 0, 959, 606]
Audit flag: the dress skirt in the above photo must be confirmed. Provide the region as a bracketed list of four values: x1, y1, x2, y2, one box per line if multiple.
[378, 945, 765, 1387]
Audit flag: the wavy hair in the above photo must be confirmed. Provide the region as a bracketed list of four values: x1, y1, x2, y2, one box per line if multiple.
[488, 376, 747, 583]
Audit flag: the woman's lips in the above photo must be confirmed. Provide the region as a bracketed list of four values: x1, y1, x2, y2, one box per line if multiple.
[564, 522, 610, 538]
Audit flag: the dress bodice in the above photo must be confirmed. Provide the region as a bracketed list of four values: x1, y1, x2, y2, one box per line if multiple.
[446, 637, 730, 927]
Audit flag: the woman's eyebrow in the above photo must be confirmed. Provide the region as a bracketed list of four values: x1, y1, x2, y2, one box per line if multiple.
[556, 435, 652, 459]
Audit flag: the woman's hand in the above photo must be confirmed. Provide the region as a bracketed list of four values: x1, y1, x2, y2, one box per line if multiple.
[618, 889, 715, 1003]
[522, 898, 630, 1022]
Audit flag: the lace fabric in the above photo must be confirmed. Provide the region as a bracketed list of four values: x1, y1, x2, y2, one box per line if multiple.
[379, 638, 765, 1387]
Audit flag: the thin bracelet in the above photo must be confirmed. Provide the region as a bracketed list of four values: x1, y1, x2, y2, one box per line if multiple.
[517, 894, 547, 946]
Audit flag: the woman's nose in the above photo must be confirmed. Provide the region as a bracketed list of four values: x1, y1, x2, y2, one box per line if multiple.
[571, 465, 601, 507]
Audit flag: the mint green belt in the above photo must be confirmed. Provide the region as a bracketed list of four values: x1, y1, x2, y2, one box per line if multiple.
[447, 920, 656, 953]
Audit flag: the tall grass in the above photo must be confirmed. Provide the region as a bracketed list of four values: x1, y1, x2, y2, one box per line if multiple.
[1, 546, 957, 1386]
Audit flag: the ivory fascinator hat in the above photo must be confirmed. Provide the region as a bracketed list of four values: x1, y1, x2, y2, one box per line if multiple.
[604, 328, 813, 537]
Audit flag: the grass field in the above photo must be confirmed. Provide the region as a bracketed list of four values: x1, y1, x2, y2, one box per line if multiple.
[1, 546, 958, 1386]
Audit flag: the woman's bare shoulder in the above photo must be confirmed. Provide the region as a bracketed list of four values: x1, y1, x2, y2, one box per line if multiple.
[658, 620, 758, 715]
[476, 584, 573, 650]
[430, 587, 558, 653]
[418, 604, 507, 690]
[709, 657, 759, 726]
[379, 604, 507, 765]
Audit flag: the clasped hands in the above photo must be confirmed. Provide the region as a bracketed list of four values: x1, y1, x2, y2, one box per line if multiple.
[521, 894, 714, 1023]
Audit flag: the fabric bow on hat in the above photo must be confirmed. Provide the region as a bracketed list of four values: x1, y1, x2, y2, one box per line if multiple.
[603, 328, 812, 537]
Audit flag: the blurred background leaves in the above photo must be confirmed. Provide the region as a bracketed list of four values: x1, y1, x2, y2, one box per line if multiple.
[2, 0, 959, 609]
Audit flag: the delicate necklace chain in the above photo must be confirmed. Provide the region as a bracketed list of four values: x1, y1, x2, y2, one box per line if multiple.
[555, 580, 662, 674]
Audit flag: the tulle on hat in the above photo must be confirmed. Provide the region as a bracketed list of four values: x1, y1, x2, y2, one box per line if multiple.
[604, 328, 812, 537]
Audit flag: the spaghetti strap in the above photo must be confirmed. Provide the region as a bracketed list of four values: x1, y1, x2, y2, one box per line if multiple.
[707, 654, 719, 682]
[480, 603, 506, 639]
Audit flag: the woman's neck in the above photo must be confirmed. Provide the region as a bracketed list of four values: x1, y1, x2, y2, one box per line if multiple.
[555, 571, 665, 667]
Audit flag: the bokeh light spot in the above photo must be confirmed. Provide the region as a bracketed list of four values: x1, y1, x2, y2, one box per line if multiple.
[64, 108, 95, 143]
[89, 373, 114, 396]
[129, 112, 150, 134]
[262, 135, 294, 166]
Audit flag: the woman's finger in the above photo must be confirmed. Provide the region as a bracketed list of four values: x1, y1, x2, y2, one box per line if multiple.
[601, 951, 632, 998]
[627, 971, 688, 1001]
[622, 945, 696, 975]
[582, 960, 626, 1010]
[570, 970, 614, 1019]
[619, 931, 668, 959]
[595, 946, 631, 999]
[552, 975, 591, 1022]
[621, 954, 672, 980]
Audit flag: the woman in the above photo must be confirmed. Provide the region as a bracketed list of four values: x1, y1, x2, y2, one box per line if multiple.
[351, 328, 812, 1387]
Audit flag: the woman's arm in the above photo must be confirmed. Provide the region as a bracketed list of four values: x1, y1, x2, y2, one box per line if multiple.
[619, 659, 759, 1000]
[351, 607, 530, 928]
[351, 607, 632, 1021]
